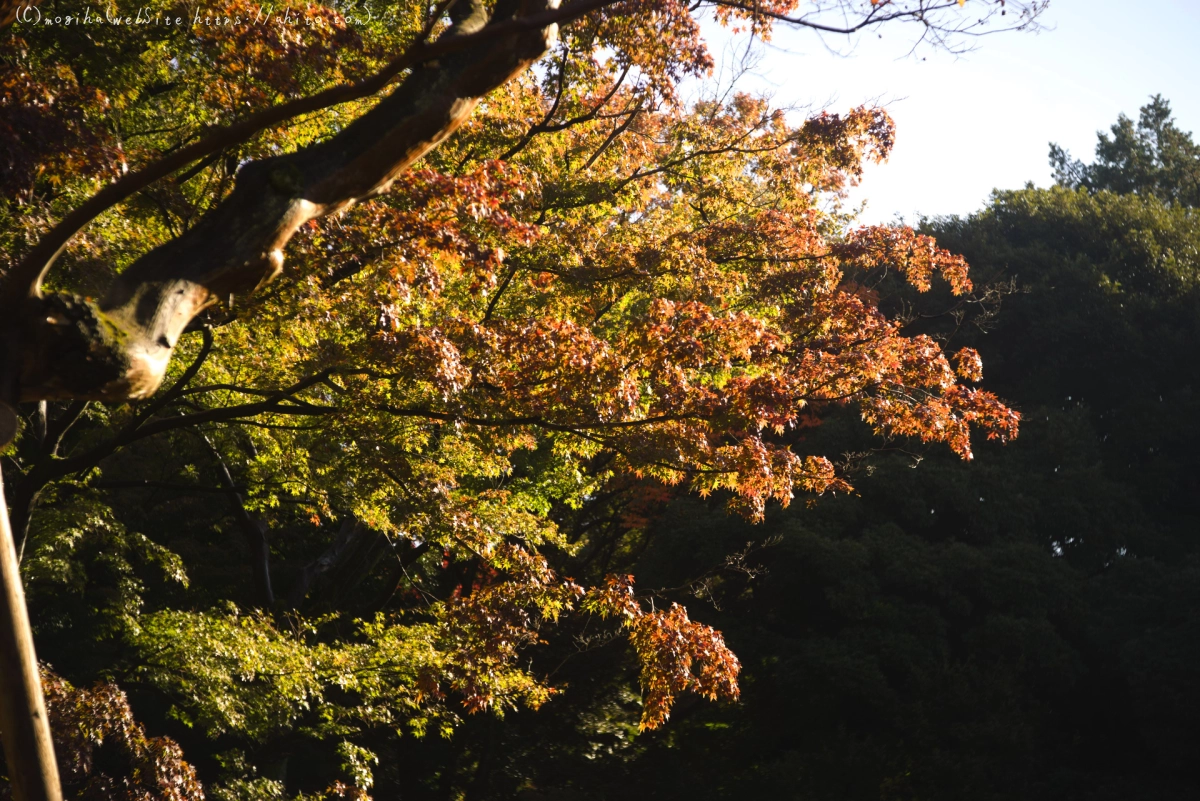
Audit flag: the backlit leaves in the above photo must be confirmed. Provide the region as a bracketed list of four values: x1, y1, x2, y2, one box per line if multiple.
[585, 575, 740, 729]
[3, 0, 1028, 791]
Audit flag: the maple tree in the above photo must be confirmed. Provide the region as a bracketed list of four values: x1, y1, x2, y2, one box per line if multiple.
[585, 179, 1200, 801]
[0, 0, 1042, 796]
[0, 668, 203, 800]
[426, 128, 1200, 800]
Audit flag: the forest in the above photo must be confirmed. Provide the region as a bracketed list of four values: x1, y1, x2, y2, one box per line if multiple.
[1, 0, 1198, 799]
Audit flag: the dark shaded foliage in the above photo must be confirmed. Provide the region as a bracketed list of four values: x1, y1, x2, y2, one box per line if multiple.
[0, 669, 203, 801]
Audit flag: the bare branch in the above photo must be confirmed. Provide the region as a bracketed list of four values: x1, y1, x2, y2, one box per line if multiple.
[198, 434, 276, 609]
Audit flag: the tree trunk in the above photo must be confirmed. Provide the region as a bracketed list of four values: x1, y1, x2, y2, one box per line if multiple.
[0, 464, 61, 800]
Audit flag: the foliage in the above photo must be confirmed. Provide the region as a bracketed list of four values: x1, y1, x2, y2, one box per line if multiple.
[1050, 95, 1200, 207]
[416, 173, 1200, 800]
[0, 668, 203, 801]
[584, 575, 740, 730]
[0, 0, 1041, 794]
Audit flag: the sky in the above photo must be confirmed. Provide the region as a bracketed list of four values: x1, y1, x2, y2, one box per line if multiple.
[700, 1, 1200, 224]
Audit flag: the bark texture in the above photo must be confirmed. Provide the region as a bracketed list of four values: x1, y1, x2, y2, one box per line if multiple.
[0, 0, 559, 411]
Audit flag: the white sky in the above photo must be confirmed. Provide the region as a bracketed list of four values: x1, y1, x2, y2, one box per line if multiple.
[701, 0, 1200, 224]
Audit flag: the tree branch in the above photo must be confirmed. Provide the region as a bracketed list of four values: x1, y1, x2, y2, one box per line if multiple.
[199, 434, 276, 609]
[42, 401, 89, 459]
[0, 0, 616, 312]
[288, 518, 377, 609]
[0, 0, 569, 407]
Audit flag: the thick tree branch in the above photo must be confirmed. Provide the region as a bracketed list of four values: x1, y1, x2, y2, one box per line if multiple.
[0, 0, 566, 407]
[0, 0, 614, 313]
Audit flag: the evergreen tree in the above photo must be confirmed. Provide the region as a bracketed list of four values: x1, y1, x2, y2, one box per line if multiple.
[1050, 95, 1200, 206]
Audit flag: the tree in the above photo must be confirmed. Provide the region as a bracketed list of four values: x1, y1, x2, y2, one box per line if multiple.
[1, 1, 1041, 796]
[1050, 95, 1200, 207]
[1, 668, 204, 801]
[437, 183, 1200, 801]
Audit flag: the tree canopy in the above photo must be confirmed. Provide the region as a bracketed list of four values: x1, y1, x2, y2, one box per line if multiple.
[413, 147, 1200, 801]
[1050, 95, 1200, 207]
[0, 0, 1047, 796]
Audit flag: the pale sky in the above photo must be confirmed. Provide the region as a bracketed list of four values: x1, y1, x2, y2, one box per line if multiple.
[702, 1, 1200, 224]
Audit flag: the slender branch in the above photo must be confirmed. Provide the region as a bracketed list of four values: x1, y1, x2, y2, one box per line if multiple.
[42, 400, 89, 458]
[90, 479, 244, 494]
[499, 44, 573, 162]
[498, 53, 635, 161]
[581, 101, 643, 171]
[706, 0, 1022, 36]
[373, 405, 703, 432]
[288, 518, 380, 609]
[127, 327, 215, 425]
[30, 369, 334, 485]
[198, 434, 276, 609]
[172, 150, 227, 187]
[482, 263, 520, 321]
[32, 401, 46, 447]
